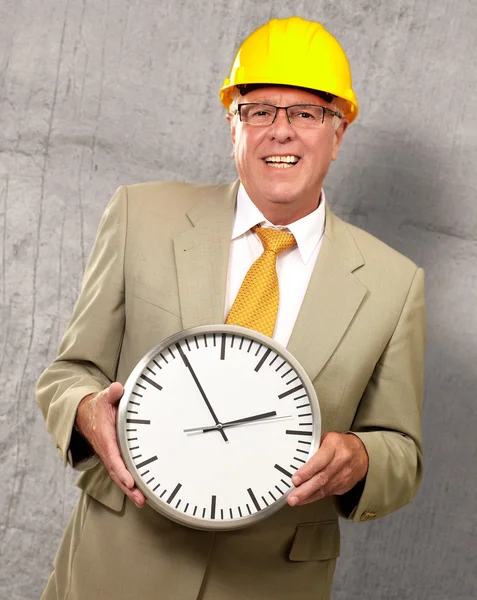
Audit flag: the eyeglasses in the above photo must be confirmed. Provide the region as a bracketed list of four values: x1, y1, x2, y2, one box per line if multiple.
[236, 103, 343, 128]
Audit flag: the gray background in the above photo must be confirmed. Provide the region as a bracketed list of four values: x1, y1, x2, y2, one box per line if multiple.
[0, 0, 476, 598]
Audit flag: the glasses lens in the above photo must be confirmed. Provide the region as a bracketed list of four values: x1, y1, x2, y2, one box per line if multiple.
[239, 104, 276, 125]
[287, 105, 325, 127]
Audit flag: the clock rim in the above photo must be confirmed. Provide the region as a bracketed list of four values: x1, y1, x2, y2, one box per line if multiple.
[117, 324, 321, 531]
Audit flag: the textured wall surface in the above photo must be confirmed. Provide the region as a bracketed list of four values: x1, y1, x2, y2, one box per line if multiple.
[1, 0, 476, 598]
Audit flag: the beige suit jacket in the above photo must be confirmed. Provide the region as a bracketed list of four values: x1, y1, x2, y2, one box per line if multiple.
[37, 180, 425, 600]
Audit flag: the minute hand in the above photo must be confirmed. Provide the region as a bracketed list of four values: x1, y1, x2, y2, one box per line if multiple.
[175, 342, 228, 442]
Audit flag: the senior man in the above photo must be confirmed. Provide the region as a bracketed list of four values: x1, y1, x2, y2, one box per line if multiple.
[37, 16, 425, 600]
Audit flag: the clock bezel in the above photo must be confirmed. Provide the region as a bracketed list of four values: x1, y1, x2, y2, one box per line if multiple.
[117, 324, 321, 531]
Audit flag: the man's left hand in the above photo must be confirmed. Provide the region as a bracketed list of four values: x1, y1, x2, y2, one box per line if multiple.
[288, 432, 369, 506]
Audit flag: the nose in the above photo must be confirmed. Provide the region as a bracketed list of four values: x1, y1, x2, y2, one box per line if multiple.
[267, 107, 295, 142]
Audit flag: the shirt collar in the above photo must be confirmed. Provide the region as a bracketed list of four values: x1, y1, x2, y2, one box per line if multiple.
[232, 183, 326, 265]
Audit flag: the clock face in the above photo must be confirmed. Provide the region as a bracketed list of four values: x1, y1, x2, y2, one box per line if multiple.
[117, 325, 321, 530]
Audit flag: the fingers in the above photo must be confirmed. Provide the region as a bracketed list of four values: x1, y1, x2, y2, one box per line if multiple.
[104, 381, 124, 404]
[81, 382, 145, 508]
[102, 434, 146, 508]
[288, 432, 368, 507]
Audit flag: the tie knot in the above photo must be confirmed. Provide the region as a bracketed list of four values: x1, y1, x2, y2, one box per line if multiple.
[253, 225, 296, 255]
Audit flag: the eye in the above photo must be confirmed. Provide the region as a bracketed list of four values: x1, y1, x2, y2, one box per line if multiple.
[296, 111, 316, 120]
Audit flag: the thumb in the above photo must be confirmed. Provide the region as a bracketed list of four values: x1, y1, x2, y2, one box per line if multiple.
[105, 382, 124, 405]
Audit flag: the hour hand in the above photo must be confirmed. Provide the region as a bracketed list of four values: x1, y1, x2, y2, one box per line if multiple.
[184, 411, 292, 434]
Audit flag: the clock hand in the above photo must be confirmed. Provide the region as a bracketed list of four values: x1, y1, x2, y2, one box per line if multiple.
[175, 342, 228, 442]
[183, 412, 293, 433]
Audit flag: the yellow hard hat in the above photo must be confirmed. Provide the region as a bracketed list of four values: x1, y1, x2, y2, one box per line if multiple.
[220, 16, 359, 123]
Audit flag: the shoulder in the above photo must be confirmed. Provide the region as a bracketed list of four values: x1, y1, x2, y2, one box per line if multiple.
[327, 211, 423, 309]
[122, 180, 220, 214]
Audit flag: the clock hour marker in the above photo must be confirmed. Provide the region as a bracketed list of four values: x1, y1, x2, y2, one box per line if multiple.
[211, 495, 216, 519]
[229, 508, 233, 519]
[275, 485, 284, 495]
[140, 470, 149, 477]
[168, 347, 176, 359]
[129, 446, 139, 451]
[127, 419, 151, 425]
[294, 393, 307, 401]
[185, 338, 191, 351]
[247, 339, 254, 353]
[238, 506, 242, 517]
[246, 504, 251, 515]
[136, 455, 157, 470]
[140, 374, 162, 391]
[275, 360, 286, 372]
[239, 336, 245, 350]
[269, 354, 279, 367]
[286, 376, 299, 386]
[296, 403, 309, 409]
[254, 348, 271, 372]
[184, 503, 189, 513]
[193, 506, 198, 516]
[153, 483, 160, 492]
[298, 440, 311, 445]
[298, 413, 312, 418]
[296, 448, 308, 455]
[281, 479, 291, 488]
[294, 456, 306, 464]
[231, 334, 236, 348]
[274, 464, 293, 478]
[160, 489, 168, 498]
[146, 366, 156, 375]
[129, 400, 140, 406]
[160, 352, 169, 364]
[194, 336, 199, 349]
[269, 491, 277, 501]
[261, 496, 269, 507]
[132, 392, 143, 398]
[220, 333, 226, 360]
[127, 410, 138, 415]
[254, 343, 262, 356]
[166, 483, 182, 505]
[203, 334, 208, 347]
[152, 360, 161, 370]
[146, 477, 154, 484]
[137, 383, 146, 390]
[221, 509, 224, 519]
[279, 384, 304, 399]
[202, 508, 206, 518]
[286, 429, 312, 436]
[175, 499, 181, 509]
[247, 488, 261, 512]
[281, 367, 293, 378]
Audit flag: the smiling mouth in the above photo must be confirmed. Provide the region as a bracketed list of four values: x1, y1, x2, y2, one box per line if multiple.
[264, 155, 300, 169]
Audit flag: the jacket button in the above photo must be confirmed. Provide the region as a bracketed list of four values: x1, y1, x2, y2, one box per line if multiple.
[360, 510, 377, 521]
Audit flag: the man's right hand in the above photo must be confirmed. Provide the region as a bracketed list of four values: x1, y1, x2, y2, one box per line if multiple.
[75, 382, 146, 508]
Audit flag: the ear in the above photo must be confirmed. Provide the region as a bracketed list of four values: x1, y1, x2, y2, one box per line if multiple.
[331, 119, 349, 161]
[226, 111, 236, 146]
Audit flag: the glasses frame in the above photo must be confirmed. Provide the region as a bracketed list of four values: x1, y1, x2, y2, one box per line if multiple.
[235, 103, 343, 127]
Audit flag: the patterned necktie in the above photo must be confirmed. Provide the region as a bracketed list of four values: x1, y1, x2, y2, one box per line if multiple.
[226, 225, 297, 337]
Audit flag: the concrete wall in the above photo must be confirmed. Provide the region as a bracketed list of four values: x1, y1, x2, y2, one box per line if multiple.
[1, 0, 476, 598]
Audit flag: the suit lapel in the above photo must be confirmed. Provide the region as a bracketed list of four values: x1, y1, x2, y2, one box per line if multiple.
[287, 206, 367, 382]
[174, 186, 367, 384]
[173, 181, 239, 329]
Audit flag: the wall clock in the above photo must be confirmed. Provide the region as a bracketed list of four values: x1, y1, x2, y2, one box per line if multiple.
[117, 324, 320, 530]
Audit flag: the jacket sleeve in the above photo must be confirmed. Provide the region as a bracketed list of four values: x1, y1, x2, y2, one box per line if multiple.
[36, 186, 128, 469]
[336, 267, 426, 522]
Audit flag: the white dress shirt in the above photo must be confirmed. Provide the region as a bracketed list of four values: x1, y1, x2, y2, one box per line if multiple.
[224, 184, 326, 347]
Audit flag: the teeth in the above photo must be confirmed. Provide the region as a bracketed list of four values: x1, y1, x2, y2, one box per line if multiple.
[265, 155, 299, 164]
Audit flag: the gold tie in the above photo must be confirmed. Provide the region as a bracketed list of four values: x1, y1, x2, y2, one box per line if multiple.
[226, 225, 297, 337]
